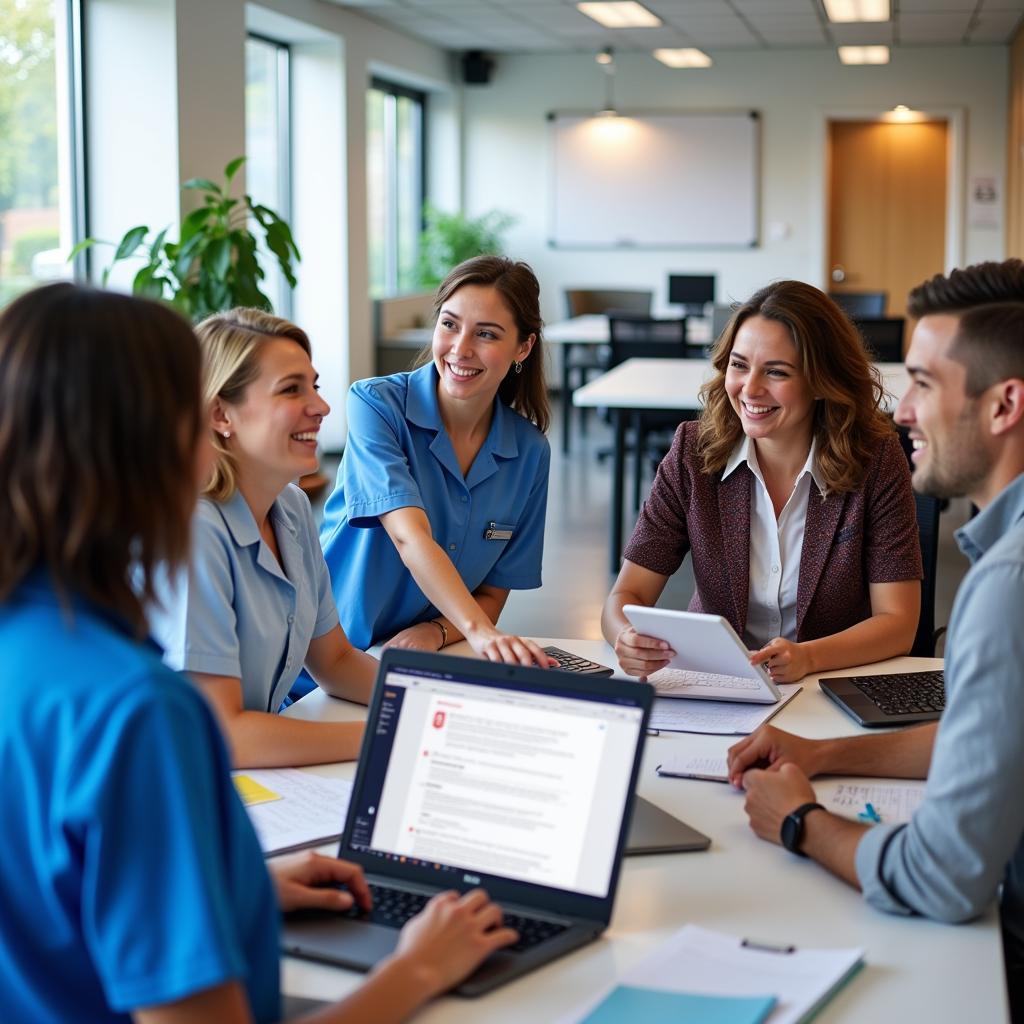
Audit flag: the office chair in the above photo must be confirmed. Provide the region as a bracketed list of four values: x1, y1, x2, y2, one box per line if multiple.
[562, 288, 654, 440]
[895, 425, 945, 657]
[606, 315, 694, 511]
[828, 291, 887, 317]
[854, 317, 905, 362]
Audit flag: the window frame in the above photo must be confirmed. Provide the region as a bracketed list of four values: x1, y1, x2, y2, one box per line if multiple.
[246, 31, 293, 317]
[368, 75, 427, 298]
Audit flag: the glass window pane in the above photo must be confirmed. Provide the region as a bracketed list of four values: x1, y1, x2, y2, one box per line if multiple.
[0, 0, 75, 307]
[245, 36, 289, 315]
[367, 81, 424, 298]
[367, 87, 387, 299]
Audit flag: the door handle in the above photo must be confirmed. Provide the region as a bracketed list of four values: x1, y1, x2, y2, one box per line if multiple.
[831, 265, 847, 283]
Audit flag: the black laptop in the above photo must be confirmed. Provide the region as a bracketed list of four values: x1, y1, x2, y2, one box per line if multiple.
[282, 649, 653, 996]
[819, 669, 945, 727]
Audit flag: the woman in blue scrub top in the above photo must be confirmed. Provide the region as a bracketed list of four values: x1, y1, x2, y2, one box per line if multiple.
[320, 255, 554, 666]
[0, 283, 516, 1024]
[150, 309, 380, 769]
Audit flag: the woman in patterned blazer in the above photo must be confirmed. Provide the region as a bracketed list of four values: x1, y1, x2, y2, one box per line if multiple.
[602, 280, 922, 683]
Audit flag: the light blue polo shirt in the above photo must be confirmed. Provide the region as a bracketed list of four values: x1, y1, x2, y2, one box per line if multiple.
[151, 484, 339, 712]
[320, 362, 550, 650]
[0, 573, 279, 1022]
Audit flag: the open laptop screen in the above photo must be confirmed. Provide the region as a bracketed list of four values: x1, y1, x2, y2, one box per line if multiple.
[343, 663, 645, 900]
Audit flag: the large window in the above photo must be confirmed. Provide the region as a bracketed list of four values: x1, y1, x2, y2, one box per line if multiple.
[367, 78, 424, 298]
[245, 34, 291, 315]
[0, 0, 80, 306]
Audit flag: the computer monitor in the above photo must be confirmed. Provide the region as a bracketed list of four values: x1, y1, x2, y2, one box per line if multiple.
[668, 274, 716, 315]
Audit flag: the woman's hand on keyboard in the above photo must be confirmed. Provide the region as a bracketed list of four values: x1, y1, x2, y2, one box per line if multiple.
[269, 851, 373, 914]
[614, 626, 675, 680]
[392, 888, 518, 999]
[748, 637, 812, 683]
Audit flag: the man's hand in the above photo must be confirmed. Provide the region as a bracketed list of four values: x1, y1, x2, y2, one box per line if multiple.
[382, 622, 447, 652]
[740, 762, 818, 845]
[727, 724, 824, 787]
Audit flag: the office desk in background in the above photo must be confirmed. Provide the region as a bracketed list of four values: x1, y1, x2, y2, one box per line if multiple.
[280, 640, 1005, 1024]
[378, 315, 712, 455]
[574, 359, 913, 572]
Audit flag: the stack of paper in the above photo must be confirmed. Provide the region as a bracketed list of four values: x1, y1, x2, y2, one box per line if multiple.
[649, 684, 801, 735]
[567, 925, 863, 1024]
[233, 768, 353, 856]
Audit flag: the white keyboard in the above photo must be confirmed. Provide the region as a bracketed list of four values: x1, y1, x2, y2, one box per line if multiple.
[651, 668, 763, 693]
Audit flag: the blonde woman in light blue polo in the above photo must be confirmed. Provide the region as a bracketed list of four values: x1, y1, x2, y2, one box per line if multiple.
[151, 309, 378, 768]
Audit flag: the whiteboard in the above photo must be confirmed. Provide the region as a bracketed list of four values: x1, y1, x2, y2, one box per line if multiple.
[549, 111, 759, 249]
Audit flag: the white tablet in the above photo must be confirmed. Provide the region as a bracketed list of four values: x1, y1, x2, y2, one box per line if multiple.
[623, 606, 781, 704]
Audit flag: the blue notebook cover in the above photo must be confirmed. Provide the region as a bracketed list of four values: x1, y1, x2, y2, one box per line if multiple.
[581, 985, 776, 1024]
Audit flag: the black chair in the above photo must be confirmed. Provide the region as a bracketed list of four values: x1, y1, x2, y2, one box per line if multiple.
[829, 290, 887, 317]
[912, 492, 944, 657]
[896, 425, 945, 657]
[561, 288, 654, 451]
[854, 317, 905, 362]
[607, 315, 695, 510]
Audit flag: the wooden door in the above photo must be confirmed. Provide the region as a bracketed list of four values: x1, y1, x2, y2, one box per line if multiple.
[828, 120, 948, 328]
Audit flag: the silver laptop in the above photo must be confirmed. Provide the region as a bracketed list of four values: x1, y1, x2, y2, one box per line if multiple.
[282, 650, 653, 996]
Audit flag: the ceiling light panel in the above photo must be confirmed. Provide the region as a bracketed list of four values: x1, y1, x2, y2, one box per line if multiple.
[837, 45, 890, 64]
[653, 48, 712, 68]
[577, 2, 662, 29]
[823, 0, 890, 23]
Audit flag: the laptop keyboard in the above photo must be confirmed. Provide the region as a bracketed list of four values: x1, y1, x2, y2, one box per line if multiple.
[652, 668, 763, 692]
[850, 671, 946, 717]
[351, 883, 568, 953]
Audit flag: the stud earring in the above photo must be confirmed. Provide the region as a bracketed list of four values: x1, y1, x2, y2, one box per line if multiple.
[222, 431, 231, 439]
[513, 360, 523, 375]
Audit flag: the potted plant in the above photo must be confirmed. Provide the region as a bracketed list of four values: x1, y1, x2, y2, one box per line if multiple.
[73, 157, 331, 496]
[416, 202, 516, 288]
[72, 156, 299, 319]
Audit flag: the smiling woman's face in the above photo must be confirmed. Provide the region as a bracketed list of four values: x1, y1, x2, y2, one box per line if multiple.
[724, 314, 815, 450]
[432, 284, 534, 408]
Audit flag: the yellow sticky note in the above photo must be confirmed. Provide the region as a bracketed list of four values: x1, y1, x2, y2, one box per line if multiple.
[233, 775, 281, 806]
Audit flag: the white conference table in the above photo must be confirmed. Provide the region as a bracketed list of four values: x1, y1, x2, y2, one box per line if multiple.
[574, 359, 913, 572]
[280, 640, 1005, 1023]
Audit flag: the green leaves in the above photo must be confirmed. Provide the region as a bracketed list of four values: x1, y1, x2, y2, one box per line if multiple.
[76, 156, 299, 322]
[417, 203, 516, 288]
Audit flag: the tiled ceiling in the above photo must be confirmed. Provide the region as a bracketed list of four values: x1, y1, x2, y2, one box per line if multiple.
[322, 0, 1024, 54]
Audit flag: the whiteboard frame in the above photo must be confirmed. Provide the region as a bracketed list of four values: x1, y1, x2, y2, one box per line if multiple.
[547, 109, 761, 251]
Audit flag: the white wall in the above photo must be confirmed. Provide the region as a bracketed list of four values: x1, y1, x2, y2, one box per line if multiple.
[460, 47, 1009, 322]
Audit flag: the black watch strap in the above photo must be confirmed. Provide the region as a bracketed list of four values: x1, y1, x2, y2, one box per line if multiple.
[781, 801, 825, 857]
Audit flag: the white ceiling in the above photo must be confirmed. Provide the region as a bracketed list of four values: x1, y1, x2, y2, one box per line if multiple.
[323, 0, 1024, 54]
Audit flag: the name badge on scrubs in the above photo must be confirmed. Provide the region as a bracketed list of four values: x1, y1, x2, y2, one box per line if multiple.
[484, 521, 514, 541]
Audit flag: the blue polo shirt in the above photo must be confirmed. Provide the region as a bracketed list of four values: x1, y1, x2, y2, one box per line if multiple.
[0, 573, 279, 1022]
[151, 484, 339, 712]
[320, 362, 550, 650]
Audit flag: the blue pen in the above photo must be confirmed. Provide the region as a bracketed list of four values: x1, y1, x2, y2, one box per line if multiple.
[858, 802, 882, 823]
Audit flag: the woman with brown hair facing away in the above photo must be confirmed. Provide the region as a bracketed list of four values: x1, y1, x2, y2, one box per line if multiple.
[150, 308, 378, 767]
[603, 280, 922, 683]
[319, 255, 554, 667]
[0, 283, 516, 1024]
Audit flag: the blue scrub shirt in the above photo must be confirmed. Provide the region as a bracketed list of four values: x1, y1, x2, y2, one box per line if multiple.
[151, 484, 339, 712]
[320, 362, 550, 650]
[0, 573, 279, 1022]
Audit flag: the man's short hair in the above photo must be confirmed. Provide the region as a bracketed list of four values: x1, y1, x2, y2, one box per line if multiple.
[950, 302, 1024, 398]
[908, 259, 1024, 318]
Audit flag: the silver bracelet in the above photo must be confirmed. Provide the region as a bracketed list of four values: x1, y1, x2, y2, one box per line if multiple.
[429, 618, 448, 650]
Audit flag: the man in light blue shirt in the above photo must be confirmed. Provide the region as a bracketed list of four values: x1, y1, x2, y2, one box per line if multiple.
[726, 260, 1024, 1019]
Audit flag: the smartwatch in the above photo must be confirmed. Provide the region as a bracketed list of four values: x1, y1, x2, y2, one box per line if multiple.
[780, 801, 825, 857]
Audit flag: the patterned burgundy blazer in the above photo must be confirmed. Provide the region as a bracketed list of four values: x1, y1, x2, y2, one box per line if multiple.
[622, 421, 923, 642]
